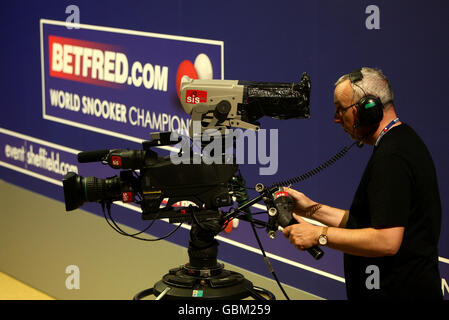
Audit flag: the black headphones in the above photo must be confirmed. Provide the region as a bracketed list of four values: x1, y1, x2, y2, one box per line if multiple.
[349, 69, 384, 127]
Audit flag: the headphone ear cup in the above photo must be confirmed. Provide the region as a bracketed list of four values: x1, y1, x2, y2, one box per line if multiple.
[356, 95, 384, 126]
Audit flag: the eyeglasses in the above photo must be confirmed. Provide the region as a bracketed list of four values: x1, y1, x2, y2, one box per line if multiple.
[334, 103, 356, 118]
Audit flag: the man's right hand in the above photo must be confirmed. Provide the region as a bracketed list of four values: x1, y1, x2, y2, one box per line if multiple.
[284, 187, 321, 218]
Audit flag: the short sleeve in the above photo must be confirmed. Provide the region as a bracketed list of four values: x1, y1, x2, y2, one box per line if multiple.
[366, 153, 412, 227]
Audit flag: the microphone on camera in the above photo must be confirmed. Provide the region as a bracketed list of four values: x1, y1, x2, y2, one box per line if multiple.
[77, 149, 110, 163]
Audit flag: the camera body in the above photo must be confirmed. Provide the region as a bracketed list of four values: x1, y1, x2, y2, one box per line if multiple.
[63, 132, 238, 223]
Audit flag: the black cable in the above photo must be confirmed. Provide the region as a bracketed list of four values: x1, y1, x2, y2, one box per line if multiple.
[102, 201, 155, 237]
[249, 220, 291, 300]
[231, 174, 291, 300]
[219, 210, 268, 233]
[101, 201, 183, 241]
[271, 141, 358, 187]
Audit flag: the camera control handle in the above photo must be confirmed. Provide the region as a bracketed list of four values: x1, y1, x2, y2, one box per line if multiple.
[278, 225, 324, 260]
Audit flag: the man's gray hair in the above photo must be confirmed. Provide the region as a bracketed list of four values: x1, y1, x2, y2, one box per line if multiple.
[335, 67, 394, 108]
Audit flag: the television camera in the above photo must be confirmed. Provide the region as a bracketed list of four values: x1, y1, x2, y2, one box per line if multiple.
[62, 72, 324, 300]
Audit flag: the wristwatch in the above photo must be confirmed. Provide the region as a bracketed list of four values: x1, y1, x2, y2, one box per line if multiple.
[318, 226, 328, 246]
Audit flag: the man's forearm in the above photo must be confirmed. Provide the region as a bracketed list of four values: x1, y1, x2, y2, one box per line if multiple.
[326, 226, 404, 257]
[304, 204, 349, 228]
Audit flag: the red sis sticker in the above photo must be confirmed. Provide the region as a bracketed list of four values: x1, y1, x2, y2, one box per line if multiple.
[185, 90, 207, 104]
[111, 155, 122, 167]
[274, 191, 289, 198]
[122, 192, 133, 202]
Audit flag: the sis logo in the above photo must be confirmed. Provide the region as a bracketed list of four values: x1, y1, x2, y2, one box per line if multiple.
[175, 53, 213, 102]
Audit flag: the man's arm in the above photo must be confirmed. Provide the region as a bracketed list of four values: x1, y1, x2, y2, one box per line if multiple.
[305, 204, 349, 228]
[285, 188, 348, 227]
[326, 225, 404, 257]
[283, 188, 404, 257]
[283, 214, 404, 258]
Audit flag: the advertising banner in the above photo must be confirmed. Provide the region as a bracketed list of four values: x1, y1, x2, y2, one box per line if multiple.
[40, 19, 223, 143]
[0, 128, 79, 186]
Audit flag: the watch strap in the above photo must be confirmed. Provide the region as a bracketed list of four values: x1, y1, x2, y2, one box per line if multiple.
[321, 226, 328, 237]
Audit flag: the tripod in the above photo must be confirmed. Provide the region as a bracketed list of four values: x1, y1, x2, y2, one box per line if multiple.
[133, 215, 275, 300]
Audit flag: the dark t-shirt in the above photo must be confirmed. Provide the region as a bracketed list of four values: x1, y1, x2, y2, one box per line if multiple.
[344, 123, 442, 300]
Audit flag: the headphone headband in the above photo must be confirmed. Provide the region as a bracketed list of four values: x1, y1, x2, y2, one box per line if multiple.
[349, 69, 364, 83]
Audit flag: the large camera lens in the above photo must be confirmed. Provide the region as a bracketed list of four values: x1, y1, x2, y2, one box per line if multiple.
[238, 73, 311, 122]
[62, 172, 122, 211]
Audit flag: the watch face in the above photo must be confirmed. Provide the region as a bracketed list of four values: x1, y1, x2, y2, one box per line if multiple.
[319, 235, 327, 246]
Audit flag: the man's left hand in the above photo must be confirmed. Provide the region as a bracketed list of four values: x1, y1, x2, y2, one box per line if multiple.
[282, 213, 322, 251]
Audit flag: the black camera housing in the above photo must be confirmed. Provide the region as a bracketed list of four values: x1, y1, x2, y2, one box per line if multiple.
[62, 132, 238, 221]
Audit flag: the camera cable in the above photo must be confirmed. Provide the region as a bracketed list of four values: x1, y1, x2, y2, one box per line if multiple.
[231, 175, 291, 300]
[100, 201, 183, 242]
[271, 141, 359, 187]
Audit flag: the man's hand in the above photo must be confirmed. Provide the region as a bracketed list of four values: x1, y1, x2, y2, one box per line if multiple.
[282, 213, 322, 250]
[284, 187, 322, 218]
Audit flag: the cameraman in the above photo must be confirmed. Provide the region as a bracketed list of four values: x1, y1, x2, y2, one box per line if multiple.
[282, 67, 442, 300]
